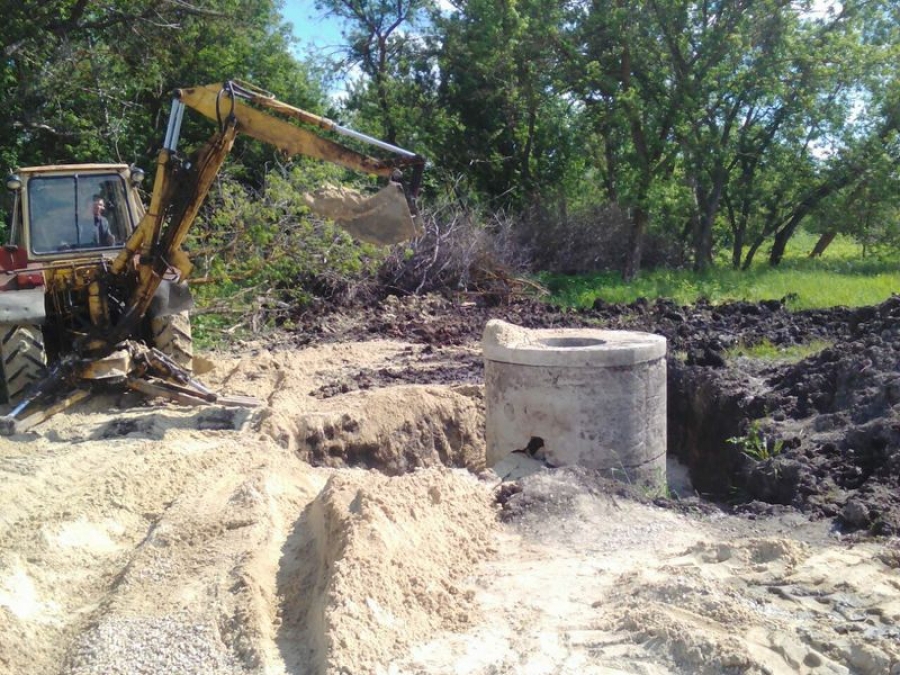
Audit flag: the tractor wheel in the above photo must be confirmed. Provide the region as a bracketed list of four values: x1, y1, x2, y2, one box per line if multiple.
[150, 311, 194, 373]
[0, 324, 48, 404]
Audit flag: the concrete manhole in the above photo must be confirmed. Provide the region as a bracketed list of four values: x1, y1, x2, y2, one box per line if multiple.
[483, 319, 667, 490]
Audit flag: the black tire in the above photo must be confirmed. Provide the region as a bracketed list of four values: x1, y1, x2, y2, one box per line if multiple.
[0, 324, 48, 404]
[150, 311, 193, 372]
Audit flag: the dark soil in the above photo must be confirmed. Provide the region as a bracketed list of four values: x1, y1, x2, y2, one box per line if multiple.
[286, 293, 900, 535]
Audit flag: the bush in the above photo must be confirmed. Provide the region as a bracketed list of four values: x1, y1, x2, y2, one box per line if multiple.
[188, 162, 386, 326]
[519, 201, 681, 274]
[377, 194, 534, 302]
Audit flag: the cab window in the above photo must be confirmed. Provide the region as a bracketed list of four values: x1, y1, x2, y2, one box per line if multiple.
[27, 174, 132, 254]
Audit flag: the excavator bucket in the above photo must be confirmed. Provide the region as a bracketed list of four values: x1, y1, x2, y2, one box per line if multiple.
[303, 183, 422, 246]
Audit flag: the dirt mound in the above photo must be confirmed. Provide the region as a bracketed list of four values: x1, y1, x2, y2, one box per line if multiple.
[2, 316, 900, 674]
[280, 468, 496, 673]
[261, 384, 485, 474]
[287, 293, 900, 534]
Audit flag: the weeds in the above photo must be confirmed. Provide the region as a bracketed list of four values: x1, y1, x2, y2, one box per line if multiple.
[725, 338, 831, 363]
[606, 455, 671, 499]
[728, 420, 784, 462]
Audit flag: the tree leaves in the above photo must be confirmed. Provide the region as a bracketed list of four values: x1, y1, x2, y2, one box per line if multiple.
[0, 0, 323, 174]
[4, 0, 899, 275]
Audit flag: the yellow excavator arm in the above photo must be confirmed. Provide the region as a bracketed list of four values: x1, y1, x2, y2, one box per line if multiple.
[108, 80, 425, 347]
[179, 82, 418, 178]
[0, 80, 427, 434]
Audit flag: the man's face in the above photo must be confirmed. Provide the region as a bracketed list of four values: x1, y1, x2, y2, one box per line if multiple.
[92, 199, 105, 217]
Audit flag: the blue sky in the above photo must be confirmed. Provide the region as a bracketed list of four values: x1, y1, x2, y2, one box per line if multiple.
[279, 1, 345, 55]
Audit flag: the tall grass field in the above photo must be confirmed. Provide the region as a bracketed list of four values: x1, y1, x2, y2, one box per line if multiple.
[542, 233, 900, 311]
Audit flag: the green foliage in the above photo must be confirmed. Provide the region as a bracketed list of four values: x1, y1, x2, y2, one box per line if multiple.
[313, 0, 436, 150]
[430, 0, 574, 204]
[0, 0, 324, 182]
[728, 421, 784, 462]
[187, 162, 386, 340]
[725, 338, 831, 363]
[190, 303, 250, 351]
[326, 0, 900, 277]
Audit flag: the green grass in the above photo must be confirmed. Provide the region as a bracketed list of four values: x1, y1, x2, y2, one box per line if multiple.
[543, 233, 900, 311]
[728, 420, 784, 462]
[725, 338, 832, 362]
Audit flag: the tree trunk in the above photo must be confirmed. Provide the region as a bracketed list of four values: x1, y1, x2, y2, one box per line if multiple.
[374, 35, 398, 144]
[809, 230, 837, 257]
[691, 166, 725, 272]
[692, 204, 717, 272]
[770, 170, 855, 265]
[622, 206, 646, 281]
[521, 97, 537, 191]
[769, 224, 793, 266]
[742, 235, 764, 270]
[693, 216, 714, 271]
[731, 224, 744, 269]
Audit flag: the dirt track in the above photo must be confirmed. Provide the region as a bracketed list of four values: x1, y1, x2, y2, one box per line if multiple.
[1, 298, 899, 674]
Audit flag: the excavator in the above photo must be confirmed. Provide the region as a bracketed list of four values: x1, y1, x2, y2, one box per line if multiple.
[0, 80, 425, 434]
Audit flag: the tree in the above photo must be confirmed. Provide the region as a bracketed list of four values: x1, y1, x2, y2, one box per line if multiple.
[555, 0, 898, 275]
[0, 0, 324, 179]
[313, 0, 433, 144]
[434, 0, 577, 205]
[560, 0, 684, 279]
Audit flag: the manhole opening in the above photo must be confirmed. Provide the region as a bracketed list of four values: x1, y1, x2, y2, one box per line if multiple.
[537, 337, 606, 348]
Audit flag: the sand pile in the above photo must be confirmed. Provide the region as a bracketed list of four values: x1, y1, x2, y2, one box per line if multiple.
[1, 338, 899, 675]
[278, 468, 497, 673]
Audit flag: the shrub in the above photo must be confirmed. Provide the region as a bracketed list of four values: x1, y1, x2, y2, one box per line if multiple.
[518, 201, 681, 275]
[377, 192, 535, 302]
[188, 162, 386, 326]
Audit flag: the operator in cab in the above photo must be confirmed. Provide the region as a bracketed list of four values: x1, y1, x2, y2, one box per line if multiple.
[89, 194, 115, 247]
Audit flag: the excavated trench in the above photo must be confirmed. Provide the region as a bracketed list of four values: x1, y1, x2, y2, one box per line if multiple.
[667, 367, 745, 495]
[6, 301, 900, 675]
[288, 293, 900, 535]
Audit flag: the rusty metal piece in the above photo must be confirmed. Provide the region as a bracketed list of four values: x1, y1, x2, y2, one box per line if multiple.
[121, 341, 262, 408]
[126, 378, 212, 406]
[126, 378, 262, 408]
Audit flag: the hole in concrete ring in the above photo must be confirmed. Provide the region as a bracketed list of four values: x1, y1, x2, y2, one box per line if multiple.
[538, 337, 606, 348]
[521, 436, 545, 457]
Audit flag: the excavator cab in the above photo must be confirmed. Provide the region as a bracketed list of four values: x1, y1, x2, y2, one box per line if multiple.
[6, 165, 143, 259]
[28, 175, 127, 252]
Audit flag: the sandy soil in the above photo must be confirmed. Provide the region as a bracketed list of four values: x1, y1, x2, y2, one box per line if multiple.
[0, 336, 898, 674]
